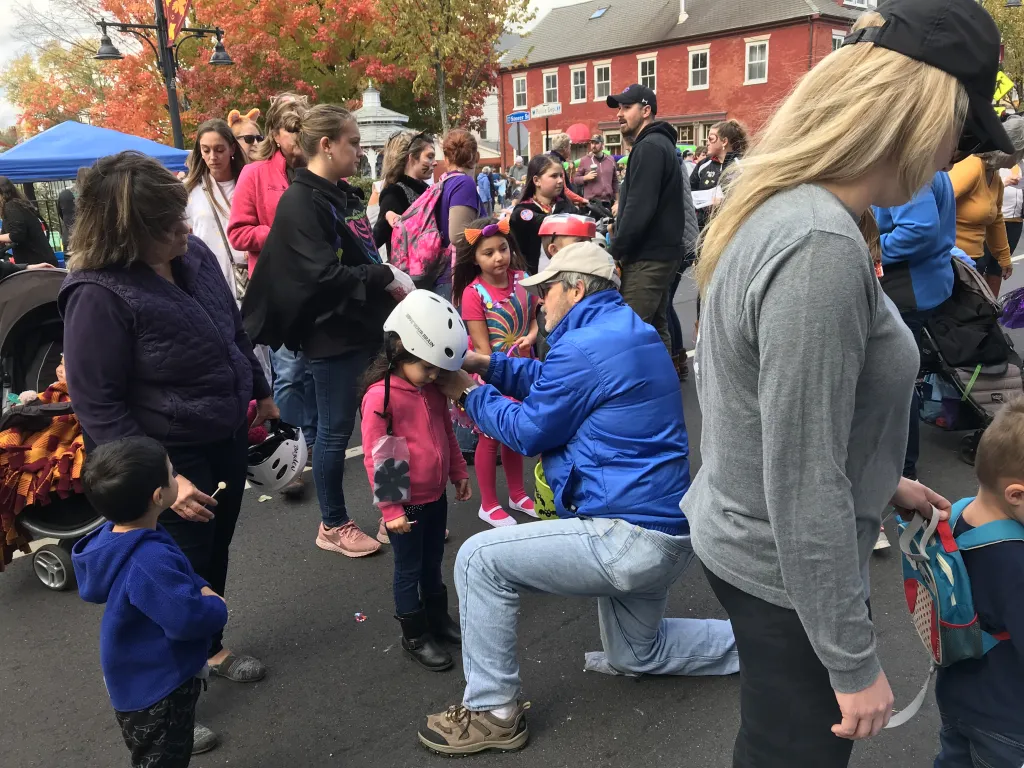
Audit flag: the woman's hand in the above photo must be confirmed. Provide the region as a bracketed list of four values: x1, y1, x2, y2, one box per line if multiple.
[891, 477, 950, 521]
[385, 264, 415, 301]
[1003, 264, 1014, 281]
[454, 478, 472, 501]
[27, 263, 56, 270]
[386, 514, 412, 534]
[172, 475, 218, 522]
[385, 211, 401, 227]
[832, 669, 894, 740]
[251, 396, 280, 427]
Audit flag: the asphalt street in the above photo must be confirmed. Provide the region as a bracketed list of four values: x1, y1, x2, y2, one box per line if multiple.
[4, 265, 1024, 768]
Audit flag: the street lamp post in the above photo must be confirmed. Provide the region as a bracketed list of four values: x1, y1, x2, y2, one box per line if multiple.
[94, 0, 233, 149]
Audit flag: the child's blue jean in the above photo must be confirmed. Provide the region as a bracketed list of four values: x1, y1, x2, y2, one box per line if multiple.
[935, 714, 1024, 768]
[388, 494, 448, 615]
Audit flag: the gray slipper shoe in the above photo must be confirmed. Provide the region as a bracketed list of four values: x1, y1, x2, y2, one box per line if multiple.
[192, 723, 218, 754]
[209, 653, 267, 683]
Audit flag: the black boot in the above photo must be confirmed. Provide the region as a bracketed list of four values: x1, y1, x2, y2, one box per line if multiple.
[425, 587, 462, 646]
[397, 609, 453, 671]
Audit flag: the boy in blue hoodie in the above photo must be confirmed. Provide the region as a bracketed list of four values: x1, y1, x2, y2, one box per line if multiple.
[72, 436, 228, 768]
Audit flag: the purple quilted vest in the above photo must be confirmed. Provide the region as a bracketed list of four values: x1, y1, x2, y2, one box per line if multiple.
[60, 236, 255, 446]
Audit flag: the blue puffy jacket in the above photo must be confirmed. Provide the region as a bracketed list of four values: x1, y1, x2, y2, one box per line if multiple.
[465, 289, 691, 535]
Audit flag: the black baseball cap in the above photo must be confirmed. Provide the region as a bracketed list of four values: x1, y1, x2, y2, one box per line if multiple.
[843, 0, 1013, 154]
[606, 84, 657, 115]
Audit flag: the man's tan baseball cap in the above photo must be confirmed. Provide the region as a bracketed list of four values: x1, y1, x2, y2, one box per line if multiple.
[520, 242, 621, 294]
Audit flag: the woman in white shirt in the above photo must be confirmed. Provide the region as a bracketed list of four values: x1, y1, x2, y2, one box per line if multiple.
[184, 119, 248, 302]
[999, 163, 1024, 255]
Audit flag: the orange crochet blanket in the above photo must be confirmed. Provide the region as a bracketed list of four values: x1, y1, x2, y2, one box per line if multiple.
[0, 382, 85, 571]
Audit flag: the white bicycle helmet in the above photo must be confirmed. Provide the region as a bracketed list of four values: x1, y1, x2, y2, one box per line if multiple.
[382, 290, 468, 371]
[247, 421, 307, 492]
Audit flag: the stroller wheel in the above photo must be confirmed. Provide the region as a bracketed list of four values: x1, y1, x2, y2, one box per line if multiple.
[32, 544, 75, 591]
[959, 432, 981, 467]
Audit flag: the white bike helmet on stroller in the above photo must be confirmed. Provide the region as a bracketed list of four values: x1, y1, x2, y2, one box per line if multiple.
[382, 290, 469, 372]
[247, 421, 307, 492]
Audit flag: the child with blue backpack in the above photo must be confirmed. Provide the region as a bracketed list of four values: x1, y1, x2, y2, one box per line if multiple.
[931, 399, 1024, 767]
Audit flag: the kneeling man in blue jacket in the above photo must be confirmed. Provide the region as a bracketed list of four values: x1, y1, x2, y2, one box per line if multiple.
[420, 242, 737, 756]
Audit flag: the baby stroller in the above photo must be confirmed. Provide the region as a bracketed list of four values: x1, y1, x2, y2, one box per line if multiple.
[919, 257, 1024, 466]
[0, 267, 102, 591]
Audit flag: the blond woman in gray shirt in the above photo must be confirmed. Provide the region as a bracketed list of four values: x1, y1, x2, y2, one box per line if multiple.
[682, 1, 1015, 765]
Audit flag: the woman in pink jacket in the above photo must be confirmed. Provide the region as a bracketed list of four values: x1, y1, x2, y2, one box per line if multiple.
[228, 93, 316, 498]
[360, 291, 472, 672]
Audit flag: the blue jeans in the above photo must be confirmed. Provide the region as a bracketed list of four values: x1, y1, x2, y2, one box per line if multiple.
[389, 494, 448, 614]
[270, 347, 317, 448]
[935, 714, 1024, 768]
[308, 349, 373, 528]
[454, 516, 738, 710]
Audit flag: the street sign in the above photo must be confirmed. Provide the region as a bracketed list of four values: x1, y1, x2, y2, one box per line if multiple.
[507, 124, 527, 152]
[506, 111, 530, 124]
[530, 102, 562, 119]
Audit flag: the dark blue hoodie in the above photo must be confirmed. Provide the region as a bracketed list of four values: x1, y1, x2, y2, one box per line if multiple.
[72, 523, 228, 712]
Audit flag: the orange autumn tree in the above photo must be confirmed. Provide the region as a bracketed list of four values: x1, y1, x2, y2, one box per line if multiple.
[3, 0, 393, 143]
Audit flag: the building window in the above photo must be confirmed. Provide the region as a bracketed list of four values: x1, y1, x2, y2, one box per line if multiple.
[833, 31, 845, 51]
[571, 68, 587, 103]
[479, 122, 487, 140]
[603, 131, 622, 155]
[689, 48, 709, 90]
[544, 71, 558, 103]
[513, 76, 527, 109]
[700, 123, 714, 145]
[594, 63, 611, 100]
[745, 39, 769, 85]
[638, 58, 656, 91]
[843, 0, 876, 7]
[677, 125, 695, 144]
[590, 6, 609, 19]
[544, 133, 554, 152]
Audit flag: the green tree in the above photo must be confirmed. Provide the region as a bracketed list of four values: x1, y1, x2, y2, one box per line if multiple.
[383, 0, 532, 133]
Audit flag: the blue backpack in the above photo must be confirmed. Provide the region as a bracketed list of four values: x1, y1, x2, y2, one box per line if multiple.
[887, 500, 1023, 727]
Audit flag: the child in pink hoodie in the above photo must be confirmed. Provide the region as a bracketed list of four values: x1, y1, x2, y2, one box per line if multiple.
[360, 297, 472, 672]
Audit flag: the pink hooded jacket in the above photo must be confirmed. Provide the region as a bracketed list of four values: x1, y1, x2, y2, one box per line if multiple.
[226, 150, 289, 276]
[361, 375, 468, 522]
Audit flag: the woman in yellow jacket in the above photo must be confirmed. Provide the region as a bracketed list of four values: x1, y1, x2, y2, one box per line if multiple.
[951, 115, 1024, 296]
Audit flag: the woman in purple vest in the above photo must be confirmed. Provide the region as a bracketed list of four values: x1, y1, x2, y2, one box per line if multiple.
[59, 151, 277, 753]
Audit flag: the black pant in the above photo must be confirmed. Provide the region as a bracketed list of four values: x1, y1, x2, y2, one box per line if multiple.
[901, 309, 933, 479]
[115, 678, 202, 768]
[388, 494, 447, 615]
[704, 566, 855, 768]
[667, 268, 684, 356]
[161, 428, 249, 656]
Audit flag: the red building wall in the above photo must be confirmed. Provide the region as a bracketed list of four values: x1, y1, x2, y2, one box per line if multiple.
[498, 18, 853, 167]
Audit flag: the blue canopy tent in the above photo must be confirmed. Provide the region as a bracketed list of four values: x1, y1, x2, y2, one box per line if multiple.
[0, 121, 189, 183]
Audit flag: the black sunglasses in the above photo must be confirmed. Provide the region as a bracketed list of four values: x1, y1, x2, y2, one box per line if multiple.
[239, 135, 264, 145]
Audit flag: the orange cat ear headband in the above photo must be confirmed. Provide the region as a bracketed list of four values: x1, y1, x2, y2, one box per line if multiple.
[227, 108, 261, 127]
[464, 218, 510, 245]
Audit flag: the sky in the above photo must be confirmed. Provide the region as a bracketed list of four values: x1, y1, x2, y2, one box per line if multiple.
[0, 0, 586, 131]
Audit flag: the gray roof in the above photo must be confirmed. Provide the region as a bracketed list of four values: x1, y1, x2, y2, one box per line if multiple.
[504, 0, 862, 69]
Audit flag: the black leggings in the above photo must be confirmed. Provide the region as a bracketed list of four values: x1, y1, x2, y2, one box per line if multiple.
[704, 566, 856, 768]
[161, 428, 249, 657]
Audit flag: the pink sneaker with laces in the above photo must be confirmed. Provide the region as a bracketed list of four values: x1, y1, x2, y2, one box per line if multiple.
[316, 521, 381, 558]
[509, 496, 538, 519]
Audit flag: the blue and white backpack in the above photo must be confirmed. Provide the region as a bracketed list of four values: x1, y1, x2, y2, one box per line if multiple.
[887, 499, 1023, 727]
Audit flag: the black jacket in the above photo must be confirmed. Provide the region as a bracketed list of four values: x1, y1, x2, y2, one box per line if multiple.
[372, 175, 429, 257]
[57, 188, 76, 244]
[1, 200, 57, 266]
[510, 197, 574, 275]
[691, 152, 740, 230]
[611, 121, 685, 265]
[242, 169, 395, 359]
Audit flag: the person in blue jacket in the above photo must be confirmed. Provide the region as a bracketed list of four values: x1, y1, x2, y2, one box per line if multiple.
[72, 436, 229, 763]
[420, 242, 738, 756]
[476, 167, 493, 215]
[874, 170, 972, 481]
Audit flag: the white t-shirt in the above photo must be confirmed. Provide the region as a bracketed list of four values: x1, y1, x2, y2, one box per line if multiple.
[185, 179, 246, 300]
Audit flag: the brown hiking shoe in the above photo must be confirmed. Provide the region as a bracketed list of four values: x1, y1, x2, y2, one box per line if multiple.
[418, 702, 530, 755]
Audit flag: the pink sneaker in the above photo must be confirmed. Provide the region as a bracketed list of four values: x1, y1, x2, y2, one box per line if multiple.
[509, 496, 538, 519]
[479, 504, 517, 528]
[316, 521, 381, 558]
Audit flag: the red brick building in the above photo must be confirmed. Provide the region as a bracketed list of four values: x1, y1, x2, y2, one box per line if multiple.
[498, 0, 873, 165]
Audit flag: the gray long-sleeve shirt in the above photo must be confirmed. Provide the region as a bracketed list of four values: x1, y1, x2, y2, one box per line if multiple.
[683, 184, 918, 693]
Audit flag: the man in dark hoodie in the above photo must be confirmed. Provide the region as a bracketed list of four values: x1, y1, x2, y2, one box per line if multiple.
[606, 84, 686, 351]
[72, 436, 229, 765]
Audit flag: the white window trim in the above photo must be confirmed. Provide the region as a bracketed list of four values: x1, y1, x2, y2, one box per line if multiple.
[542, 67, 559, 104]
[512, 75, 528, 110]
[744, 38, 769, 86]
[570, 65, 587, 104]
[832, 29, 847, 51]
[688, 44, 710, 92]
[593, 59, 611, 102]
[637, 54, 657, 91]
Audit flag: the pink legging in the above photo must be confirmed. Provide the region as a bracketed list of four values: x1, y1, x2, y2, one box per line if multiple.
[474, 436, 526, 510]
